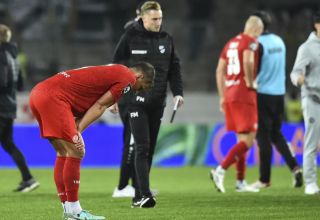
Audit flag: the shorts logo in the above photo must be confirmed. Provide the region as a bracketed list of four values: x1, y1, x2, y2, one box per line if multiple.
[159, 45, 165, 54]
[72, 134, 79, 143]
[130, 112, 139, 118]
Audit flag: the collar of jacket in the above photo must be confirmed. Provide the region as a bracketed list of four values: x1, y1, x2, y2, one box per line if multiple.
[135, 19, 163, 37]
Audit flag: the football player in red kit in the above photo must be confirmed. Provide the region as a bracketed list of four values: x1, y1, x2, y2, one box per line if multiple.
[210, 16, 264, 193]
[29, 63, 154, 220]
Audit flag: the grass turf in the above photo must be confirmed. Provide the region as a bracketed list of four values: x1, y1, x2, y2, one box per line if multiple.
[0, 167, 319, 220]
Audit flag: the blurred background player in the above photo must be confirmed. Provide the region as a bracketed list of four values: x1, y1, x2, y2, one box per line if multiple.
[290, 10, 320, 195]
[123, 2, 143, 30]
[249, 11, 302, 190]
[0, 24, 39, 192]
[112, 1, 184, 207]
[210, 16, 263, 193]
[29, 63, 155, 219]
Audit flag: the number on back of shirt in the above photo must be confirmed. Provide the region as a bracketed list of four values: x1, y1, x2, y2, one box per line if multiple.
[226, 42, 240, 75]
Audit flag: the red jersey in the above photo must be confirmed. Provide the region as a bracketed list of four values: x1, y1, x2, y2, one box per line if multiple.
[220, 33, 259, 104]
[35, 64, 135, 117]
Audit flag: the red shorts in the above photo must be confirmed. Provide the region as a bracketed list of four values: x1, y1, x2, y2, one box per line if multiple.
[224, 102, 258, 133]
[29, 85, 78, 143]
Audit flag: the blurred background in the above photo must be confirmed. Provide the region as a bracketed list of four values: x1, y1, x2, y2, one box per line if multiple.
[0, 0, 318, 89]
[0, 0, 318, 167]
[0, 0, 319, 124]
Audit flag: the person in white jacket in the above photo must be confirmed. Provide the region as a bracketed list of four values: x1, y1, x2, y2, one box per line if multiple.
[290, 10, 320, 195]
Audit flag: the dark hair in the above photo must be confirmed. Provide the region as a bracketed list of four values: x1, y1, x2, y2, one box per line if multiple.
[130, 62, 155, 82]
[252, 10, 272, 32]
[313, 10, 320, 24]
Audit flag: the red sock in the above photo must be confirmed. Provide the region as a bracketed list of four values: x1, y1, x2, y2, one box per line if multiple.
[63, 157, 81, 202]
[54, 156, 67, 203]
[236, 153, 246, 181]
[221, 141, 248, 170]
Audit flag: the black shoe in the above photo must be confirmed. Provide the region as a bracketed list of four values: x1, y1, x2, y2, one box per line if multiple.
[131, 196, 156, 208]
[13, 178, 40, 192]
[293, 169, 303, 188]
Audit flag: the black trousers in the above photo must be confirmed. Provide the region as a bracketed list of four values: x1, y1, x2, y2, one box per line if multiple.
[0, 117, 32, 181]
[128, 104, 164, 198]
[117, 104, 136, 189]
[257, 93, 299, 183]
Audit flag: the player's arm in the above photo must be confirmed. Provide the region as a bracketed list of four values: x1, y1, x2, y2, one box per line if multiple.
[290, 46, 309, 87]
[0, 56, 9, 91]
[113, 33, 130, 65]
[216, 58, 227, 113]
[243, 49, 255, 89]
[168, 41, 184, 108]
[77, 91, 114, 133]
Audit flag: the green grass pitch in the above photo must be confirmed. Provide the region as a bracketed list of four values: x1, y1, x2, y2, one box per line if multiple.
[0, 167, 319, 220]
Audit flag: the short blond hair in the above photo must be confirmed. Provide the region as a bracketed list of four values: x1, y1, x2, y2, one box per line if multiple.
[0, 24, 12, 43]
[140, 1, 161, 15]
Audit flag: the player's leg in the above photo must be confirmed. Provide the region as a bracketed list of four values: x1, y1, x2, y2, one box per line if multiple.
[0, 117, 39, 192]
[49, 139, 68, 212]
[112, 105, 135, 198]
[270, 95, 302, 187]
[221, 102, 256, 170]
[302, 98, 320, 194]
[50, 136, 105, 219]
[256, 94, 273, 185]
[147, 107, 164, 169]
[50, 137, 84, 215]
[211, 102, 256, 193]
[235, 153, 245, 190]
[129, 106, 155, 208]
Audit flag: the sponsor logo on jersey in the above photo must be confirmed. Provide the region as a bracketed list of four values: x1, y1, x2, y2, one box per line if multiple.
[159, 45, 165, 53]
[130, 112, 139, 118]
[132, 50, 147, 54]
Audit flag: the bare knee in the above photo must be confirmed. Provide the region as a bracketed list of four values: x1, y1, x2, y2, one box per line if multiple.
[238, 132, 256, 147]
[70, 146, 85, 159]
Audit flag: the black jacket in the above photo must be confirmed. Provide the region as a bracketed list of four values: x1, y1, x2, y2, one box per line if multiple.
[0, 42, 22, 118]
[113, 20, 183, 107]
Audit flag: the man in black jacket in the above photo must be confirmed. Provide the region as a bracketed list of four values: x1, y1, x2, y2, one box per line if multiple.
[0, 24, 39, 192]
[112, 1, 184, 208]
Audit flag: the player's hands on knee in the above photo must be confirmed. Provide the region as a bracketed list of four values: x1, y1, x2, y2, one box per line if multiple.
[73, 132, 85, 158]
[109, 103, 119, 114]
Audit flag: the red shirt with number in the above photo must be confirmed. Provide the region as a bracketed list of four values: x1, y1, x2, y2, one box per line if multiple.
[29, 64, 135, 142]
[220, 33, 259, 104]
[219, 33, 259, 132]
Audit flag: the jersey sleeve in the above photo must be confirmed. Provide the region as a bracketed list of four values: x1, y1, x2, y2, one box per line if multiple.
[246, 39, 259, 52]
[109, 69, 136, 102]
